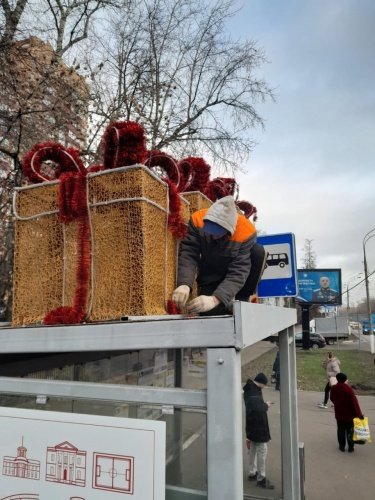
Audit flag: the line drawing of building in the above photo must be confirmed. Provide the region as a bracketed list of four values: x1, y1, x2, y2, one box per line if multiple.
[1, 495, 39, 499]
[2, 438, 40, 480]
[45, 441, 86, 487]
[93, 452, 134, 494]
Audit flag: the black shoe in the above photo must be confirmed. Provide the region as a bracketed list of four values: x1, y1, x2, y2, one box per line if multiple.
[257, 478, 275, 490]
[248, 474, 257, 481]
[348, 448, 354, 452]
[339, 447, 345, 452]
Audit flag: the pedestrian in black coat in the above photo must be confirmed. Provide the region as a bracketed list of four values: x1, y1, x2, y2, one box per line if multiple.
[243, 373, 274, 490]
[272, 350, 280, 391]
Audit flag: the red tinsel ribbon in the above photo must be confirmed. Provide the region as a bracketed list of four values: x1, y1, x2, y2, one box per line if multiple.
[44, 210, 90, 325]
[178, 157, 211, 193]
[165, 299, 181, 315]
[58, 172, 88, 223]
[145, 151, 189, 237]
[44, 172, 90, 325]
[164, 178, 188, 239]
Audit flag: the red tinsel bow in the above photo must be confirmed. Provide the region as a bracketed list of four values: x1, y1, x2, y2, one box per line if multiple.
[22, 141, 86, 183]
[178, 157, 211, 193]
[102, 121, 148, 169]
[236, 200, 258, 221]
[145, 150, 181, 188]
[205, 177, 238, 201]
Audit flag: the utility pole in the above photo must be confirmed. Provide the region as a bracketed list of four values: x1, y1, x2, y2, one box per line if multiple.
[363, 229, 375, 354]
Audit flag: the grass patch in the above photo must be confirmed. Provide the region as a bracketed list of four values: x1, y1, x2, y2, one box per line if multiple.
[242, 347, 375, 394]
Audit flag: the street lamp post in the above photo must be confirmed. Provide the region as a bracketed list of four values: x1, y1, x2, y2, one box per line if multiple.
[346, 273, 362, 312]
[363, 229, 375, 354]
[345, 273, 362, 351]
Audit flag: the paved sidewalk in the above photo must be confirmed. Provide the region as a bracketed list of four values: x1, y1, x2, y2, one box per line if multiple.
[297, 390, 375, 500]
[241, 341, 276, 367]
[243, 388, 375, 500]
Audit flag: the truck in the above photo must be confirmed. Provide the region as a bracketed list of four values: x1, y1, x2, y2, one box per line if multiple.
[361, 314, 375, 335]
[309, 317, 349, 345]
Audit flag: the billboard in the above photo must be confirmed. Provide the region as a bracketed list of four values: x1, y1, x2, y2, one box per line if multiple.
[297, 268, 342, 305]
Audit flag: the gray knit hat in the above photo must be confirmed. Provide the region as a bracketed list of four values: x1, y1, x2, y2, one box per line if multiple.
[203, 196, 238, 235]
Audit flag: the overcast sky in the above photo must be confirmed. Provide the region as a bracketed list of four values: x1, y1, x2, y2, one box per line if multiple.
[228, 0, 375, 305]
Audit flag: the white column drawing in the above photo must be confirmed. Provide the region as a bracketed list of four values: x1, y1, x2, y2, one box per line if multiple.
[45, 441, 86, 487]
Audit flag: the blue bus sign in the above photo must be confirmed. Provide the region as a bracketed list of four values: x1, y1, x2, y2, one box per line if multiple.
[257, 233, 298, 298]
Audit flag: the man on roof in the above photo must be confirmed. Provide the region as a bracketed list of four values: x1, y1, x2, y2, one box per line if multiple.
[172, 195, 266, 315]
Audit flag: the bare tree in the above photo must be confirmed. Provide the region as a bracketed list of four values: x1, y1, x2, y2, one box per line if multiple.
[1, 1, 126, 55]
[301, 238, 317, 269]
[0, 168, 15, 318]
[84, 0, 274, 169]
[43, 0, 126, 57]
[0, 0, 28, 46]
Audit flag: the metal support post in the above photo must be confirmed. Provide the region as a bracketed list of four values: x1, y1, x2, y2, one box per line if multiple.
[206, 347, 243, 500]
[301, 304, 311, 350]
[173, 348, 184, 484]
[279, 326, 302, 500]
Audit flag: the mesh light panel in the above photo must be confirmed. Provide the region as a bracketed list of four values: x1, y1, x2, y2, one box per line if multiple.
[13, 165, 186, 325]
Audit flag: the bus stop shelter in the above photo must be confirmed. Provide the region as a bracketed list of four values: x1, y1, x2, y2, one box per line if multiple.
[0, 301, 300, 499]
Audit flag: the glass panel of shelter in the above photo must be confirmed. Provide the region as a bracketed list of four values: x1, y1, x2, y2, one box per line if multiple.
[0, 346, 283, 499]
[0, 393, 207, 498]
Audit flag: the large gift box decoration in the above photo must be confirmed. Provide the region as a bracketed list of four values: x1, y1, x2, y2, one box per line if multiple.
[13, 121, 257, 326]
[13, 164, 181, 325]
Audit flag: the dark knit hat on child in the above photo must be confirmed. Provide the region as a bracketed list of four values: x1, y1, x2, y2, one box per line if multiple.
[254, 373, 268, 385]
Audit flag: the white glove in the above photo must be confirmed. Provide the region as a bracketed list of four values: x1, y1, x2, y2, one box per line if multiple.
[187, 295, 220, 314]
[172, 285, 190, 309]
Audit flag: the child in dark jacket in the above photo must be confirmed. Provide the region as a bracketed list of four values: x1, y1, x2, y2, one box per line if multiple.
[243, 373, 274, 490]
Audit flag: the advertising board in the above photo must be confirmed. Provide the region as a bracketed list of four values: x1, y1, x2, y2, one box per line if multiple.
[297, 268, 342, 305]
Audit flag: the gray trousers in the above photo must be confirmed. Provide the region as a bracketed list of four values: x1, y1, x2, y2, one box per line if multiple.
[248, 441, 268, 481]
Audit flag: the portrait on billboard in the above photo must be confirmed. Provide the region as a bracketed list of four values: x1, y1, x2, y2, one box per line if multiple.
[297, 269, 342, 305]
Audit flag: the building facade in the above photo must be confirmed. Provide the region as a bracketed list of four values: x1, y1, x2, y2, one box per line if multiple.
[46, 440, 86, 487]
[2, 440, 40, 480]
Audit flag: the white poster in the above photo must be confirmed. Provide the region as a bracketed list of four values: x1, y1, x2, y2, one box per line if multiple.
[0, 407, 166, 499]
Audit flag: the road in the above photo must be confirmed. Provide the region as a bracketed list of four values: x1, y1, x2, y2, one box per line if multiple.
[168, 339, 375, 499]
[346, 329, 373, 352]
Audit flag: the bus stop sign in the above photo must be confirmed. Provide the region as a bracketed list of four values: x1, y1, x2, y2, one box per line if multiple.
[257, 233, 298, 298]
